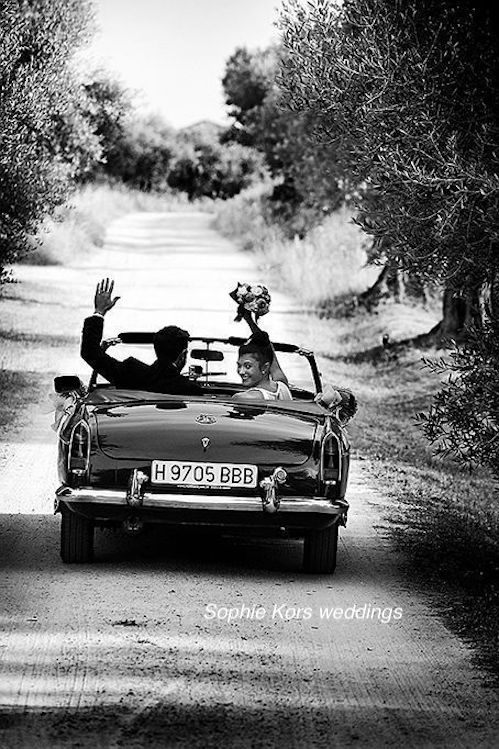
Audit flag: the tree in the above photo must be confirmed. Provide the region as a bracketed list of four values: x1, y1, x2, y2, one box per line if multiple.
[79, 70, 132, 181]
[222, 45, 344, 235]
[97, 110, 264, 199]
[105, 114, 176, 191]
[168, 123, 265, 200]
[417, 318, 499, 478]
[279, 0, 499, 338]
[279, 0, 499, 476]
[0, 0, 97, 281]
[223, 47, 275, 121]
[214, 141, 266, 199]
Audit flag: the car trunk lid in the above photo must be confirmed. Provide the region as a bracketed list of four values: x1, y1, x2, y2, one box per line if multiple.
[93, 399, 318, 466]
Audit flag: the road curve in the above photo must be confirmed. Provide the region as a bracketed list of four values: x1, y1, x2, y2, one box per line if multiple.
[0, 211, 497, 747]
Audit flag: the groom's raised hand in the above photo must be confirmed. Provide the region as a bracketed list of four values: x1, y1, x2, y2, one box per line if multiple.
[94, 278, 120, 315]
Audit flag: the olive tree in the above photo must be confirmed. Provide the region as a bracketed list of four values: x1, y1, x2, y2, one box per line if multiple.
[279, 0, 499, 337]
[0, 0, 96, 281]
[279, 0, 499, 478]
[417, 318, 499, 478]
[222, 45, 344, 234]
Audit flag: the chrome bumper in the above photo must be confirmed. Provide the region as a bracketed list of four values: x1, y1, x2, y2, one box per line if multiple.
[56, 486, 347, 516]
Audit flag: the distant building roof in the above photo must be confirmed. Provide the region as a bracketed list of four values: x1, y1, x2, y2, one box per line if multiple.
[180, 120, 225, 136]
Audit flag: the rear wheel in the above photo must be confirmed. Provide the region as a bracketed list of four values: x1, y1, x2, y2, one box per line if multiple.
[303, 522, 338, 574]
[60, 508, 94, 563]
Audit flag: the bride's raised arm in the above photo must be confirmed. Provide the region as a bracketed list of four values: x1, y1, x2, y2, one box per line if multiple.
[241, 309, 289, 386]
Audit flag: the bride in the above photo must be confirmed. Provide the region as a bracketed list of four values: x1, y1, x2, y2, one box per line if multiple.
[233, 309, 292, 402]
[228, 282, 357, 417]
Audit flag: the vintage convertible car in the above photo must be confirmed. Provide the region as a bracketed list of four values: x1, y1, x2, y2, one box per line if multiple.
[53, 333, 354, 573]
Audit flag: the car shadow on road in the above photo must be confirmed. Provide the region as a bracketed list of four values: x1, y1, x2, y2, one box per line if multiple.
[96, 525, 305, 575]
[0, 697, 420, 748]
[1, 515, 376, 585]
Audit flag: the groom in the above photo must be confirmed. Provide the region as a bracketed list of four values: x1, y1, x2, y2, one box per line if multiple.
[80, 278, 203, 395]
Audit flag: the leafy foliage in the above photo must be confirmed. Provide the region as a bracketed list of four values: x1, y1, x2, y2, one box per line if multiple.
[223, 47, 275, 120]
[222, 45, 344, 235]
[169, 122, 265, 199]
[278, 0, 499, 474]
[418, 318, 499, 478]
[104, 115, 265, 199]
[279, 0, 499, 290]
[104, 114, 176, 191]
[80, 71, 132, 181]
[0, 0, 96, 281]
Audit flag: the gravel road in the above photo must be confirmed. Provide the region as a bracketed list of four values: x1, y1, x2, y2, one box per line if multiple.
[0, 211, 497, 747]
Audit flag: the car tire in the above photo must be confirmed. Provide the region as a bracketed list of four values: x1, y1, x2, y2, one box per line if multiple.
[303, 522, 338, 574]
[60, 508, 94, 563]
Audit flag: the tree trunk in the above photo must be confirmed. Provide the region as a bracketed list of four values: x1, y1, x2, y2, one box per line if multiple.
[439, 288, 481, 339]
[356, 261, 487, 351]
[411, 285, 482, 348]
[357, 265, 407, 311]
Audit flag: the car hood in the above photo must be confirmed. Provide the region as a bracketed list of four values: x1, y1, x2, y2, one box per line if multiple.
[92, 399, 319, 466]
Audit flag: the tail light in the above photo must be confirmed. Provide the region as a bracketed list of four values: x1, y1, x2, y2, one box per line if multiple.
[321, 432, 341, 484]
[68, 420, 90, 480]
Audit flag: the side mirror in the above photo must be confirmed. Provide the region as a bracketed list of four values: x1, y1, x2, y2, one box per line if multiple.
[54, 375, 84, 394]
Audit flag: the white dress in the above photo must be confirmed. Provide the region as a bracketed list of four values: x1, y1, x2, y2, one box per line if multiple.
[247, 380, 293, 401]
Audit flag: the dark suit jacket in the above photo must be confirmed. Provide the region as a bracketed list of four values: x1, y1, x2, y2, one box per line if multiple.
[81, 315, 203, 396]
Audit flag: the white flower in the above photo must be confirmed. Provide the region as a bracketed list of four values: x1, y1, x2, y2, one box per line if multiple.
[252, 285, 263, 296]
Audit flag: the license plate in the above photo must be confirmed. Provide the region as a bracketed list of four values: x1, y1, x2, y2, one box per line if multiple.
[151, 460, 258, 488]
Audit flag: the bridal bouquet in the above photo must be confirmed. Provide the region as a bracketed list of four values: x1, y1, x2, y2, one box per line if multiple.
[229, 282, 271, 321]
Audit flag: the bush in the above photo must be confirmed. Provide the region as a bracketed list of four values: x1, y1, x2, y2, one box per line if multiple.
[418, 318, 499, 479]
[215, 186, 378, 305]
[214, 181, 280, 252]
[23, 183, 189, 266]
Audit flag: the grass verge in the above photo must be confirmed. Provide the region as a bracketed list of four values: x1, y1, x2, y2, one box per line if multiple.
[0, 370, 44, 435]
[22, 182, 208, 266]
[214, 185, 379, 305]
[321, 310, 499, 677]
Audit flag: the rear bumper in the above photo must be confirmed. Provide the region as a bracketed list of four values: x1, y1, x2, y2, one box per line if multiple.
[56, 486, 348, 531]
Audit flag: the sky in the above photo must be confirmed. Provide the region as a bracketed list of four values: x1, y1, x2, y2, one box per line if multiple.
[88, 0, 281, 129]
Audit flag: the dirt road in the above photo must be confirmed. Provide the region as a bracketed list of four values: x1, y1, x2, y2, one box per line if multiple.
[0, 212, 497, 747]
